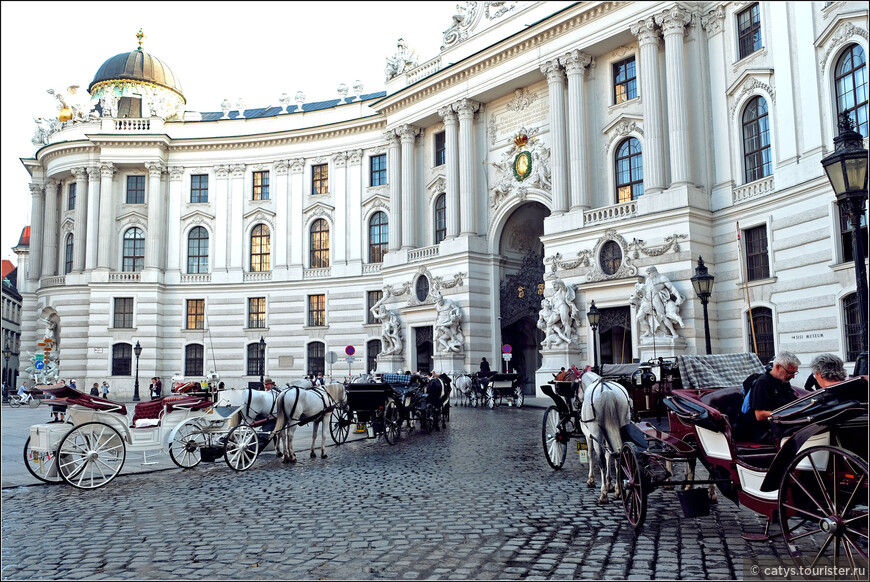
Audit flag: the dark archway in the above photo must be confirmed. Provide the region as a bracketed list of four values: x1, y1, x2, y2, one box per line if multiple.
[598, 306, 633, 364]
[415, 326, 433, 374]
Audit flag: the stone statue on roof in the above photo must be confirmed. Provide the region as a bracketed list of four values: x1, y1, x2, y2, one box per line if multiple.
[385, 38, 418, 82]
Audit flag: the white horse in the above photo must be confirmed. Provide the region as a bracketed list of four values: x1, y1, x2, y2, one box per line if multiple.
[451, 374, 476, 406]
[273, 382, 346, 463]
[577, 370, 633, 504]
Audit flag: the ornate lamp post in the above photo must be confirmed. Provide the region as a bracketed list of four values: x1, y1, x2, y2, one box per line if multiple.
[587, 300, 600, 374]
[2, 341, 11, 402]
[133, 341, 142, 401]
[691, 257, 715, 355]
[821, 115, 868, 375]
[259, 336, 266, 389]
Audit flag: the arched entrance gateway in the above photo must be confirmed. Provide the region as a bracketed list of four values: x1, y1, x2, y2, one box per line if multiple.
[497, 202, 549, 396]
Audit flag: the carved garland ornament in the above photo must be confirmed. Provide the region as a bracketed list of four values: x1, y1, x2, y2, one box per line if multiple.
[820, 22, 869, 73]
[729, 78, 776, 121]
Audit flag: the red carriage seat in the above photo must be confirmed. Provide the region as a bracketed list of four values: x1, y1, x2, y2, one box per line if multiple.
[131, 399, 165, 427]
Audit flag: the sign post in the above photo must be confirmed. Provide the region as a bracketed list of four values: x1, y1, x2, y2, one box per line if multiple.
[502, 344, 512, 373]
[345, 346, 356, 379]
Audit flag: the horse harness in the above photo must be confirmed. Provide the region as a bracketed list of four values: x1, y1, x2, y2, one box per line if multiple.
[277, 385, 336, 428]
[244, 387, 281, 421]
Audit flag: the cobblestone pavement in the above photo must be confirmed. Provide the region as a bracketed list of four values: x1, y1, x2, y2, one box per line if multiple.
[1, 405, 788, 580]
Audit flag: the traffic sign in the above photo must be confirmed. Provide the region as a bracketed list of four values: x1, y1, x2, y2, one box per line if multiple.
[345, 346, 355, 356]
[502, 344, 512, 354]
[345, 356, 356, 363]
[35, 361, 44, 370]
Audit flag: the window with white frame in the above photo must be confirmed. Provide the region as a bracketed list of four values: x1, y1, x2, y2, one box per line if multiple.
[737, 3, 762, 60]
[742, 96, 771, 183]
[835, 44, 868, 138]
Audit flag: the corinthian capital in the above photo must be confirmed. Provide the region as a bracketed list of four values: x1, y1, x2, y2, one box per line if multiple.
[332, 151, 348, 168]
[384, 129, 402, 146]
[453, 98, 480, 119]
[99, 162, 116, 178]
[630, 17, 660, 46]
[87, 165, 101, 181]
[655, 7, 692, 37]
[348, 149, 363, 165]
[559, 50, 594, 76]
[701, 6, 725, 36]
[169, 166, 184, 181]
[396, 124, 421, 142]
[30, 183, 44, 197]
[145, 161, 165, 177]
[438, 105, 458, 124]
[290, 158, 305, 174]
[71, 166, 88, 181]
[540, 60, 565, 84]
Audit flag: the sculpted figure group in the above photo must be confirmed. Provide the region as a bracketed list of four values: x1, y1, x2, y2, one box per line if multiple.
[537, 278, 581, 348]
[629, 266, 685, 339]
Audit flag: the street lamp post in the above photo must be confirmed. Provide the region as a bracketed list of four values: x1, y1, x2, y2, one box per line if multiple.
[259, 336, 266, 390]
[691, 256, 715, 355]
[587, 300, 600, 374]
[2, 341, 11, 402]
[821, 114, 868, 376]
[133, 341, 142, 401]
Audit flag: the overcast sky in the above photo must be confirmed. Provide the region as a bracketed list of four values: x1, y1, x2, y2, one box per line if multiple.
[0, 0, 457, 266]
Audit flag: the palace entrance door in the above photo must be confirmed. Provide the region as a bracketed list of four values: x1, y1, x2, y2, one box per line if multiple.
[598, 306, 634, 364]
[499, 250, 545, 395]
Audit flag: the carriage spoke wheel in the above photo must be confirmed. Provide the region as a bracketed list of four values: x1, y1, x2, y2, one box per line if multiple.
[329, 403, 351, 445]
[486, 387, 495, 409]
[617, 442, 648, 532]
[542, 406, 568, 470]
[57, 422, 126, 490]
[778, 445, 868, 577]
[224, 424, 260, 471]
[383, 401, 400, 445]
[514, 389, 524, 408]
[169, 418, 208, 469]
[423, 407, 435, 435]
[23, 436, 63, 484]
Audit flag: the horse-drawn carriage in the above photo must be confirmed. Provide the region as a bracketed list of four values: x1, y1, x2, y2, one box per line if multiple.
[452, 371, 522, 408]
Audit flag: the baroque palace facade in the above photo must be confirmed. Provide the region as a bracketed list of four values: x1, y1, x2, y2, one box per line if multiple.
[14, 1, 869, 398]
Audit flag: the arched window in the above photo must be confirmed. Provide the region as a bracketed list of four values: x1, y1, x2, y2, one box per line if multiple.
[368, 211, 388, 263]
[434, 194, 446, 244]
[64, 233, 74, 274]
[307, 341, 325, 377]
[835, 44, 868, 138]
[187, 226, 209, 274]
[843, 293, 862, 362]
[310, 218, 329, 268]
[742, 96, 771, 183]
[615, 137, 643, 203]
[367, 339, 382, 375]
[122, 227, 145, 272]
[747, 307, 775, 364]
[185, 344, 204, 376]
[250, 224, 270, 272]
[246, 342, 264, 376]
[111, 343, 132, 376]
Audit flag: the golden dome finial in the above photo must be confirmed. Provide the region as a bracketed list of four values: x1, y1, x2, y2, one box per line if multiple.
[136, 28, 145, 49]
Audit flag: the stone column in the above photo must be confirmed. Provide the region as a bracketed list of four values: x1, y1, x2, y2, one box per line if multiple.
[85, 165, 101, 271]
[214, 165, 229, 271]
[455, 99, 480, 235]
[630, 17, 665, 194]
[560, 50, 593, 210]
[274, 160, 289, 269]
[229, 164, 245, 271]
[166, 166, 183, 274]
[289, 159, 305, 265]
[347, 149, 363, 262]
[332, 152, 348, 263]
[398, 125, 420, 249]
[41, 179, 58, 278]
[386, 130, 402, 251]
[439, 106, 460, 239]
[656, 7, 692, 187]
[540, 61, 568, 214]
[97, 162, 115, 269]
[27, 183, 44, 283]
[145, 162, 165, 271]
[71, 167, 88, 273]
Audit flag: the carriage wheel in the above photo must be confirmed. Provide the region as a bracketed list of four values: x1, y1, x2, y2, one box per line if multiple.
[485, 387, 495, 409]
[383, 401, 400, 445]
[617, 442, 648, 532]
[514, 388, 524, 408]
[423, 407, 435, 435]
[23, 436, 63, 484]
[57, 422, 126, 490]
[224, 424, 260, 471]
[778, 445, 868, 575]
[169, 418, 208, 469]
[329, 403, 351, 445]
[470, 392, 478, 407]
[542, 406, 568, 470]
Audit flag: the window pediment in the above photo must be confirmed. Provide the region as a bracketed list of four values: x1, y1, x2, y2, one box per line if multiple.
[603, 115, 644, 153]
[181, 209, 216, 223]
[116, 209, 149, 223]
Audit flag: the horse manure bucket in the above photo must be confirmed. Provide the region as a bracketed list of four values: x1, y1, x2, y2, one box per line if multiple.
[677, 488, 710, 518]
[200, 446, 223, 463]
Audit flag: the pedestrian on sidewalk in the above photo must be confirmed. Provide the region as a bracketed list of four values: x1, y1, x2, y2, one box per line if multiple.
[102, 381, 109, 398]
[90, 383, 99, 396]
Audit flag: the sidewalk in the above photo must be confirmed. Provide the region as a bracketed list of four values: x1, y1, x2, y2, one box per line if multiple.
[1, 396, 550, 489]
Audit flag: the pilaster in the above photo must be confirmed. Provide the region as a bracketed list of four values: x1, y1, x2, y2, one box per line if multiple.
[145, 161, 165, 271]
[656, 7, 692, 186]
[439, 106, 460, 239]
[454, 99, 480, 234]
[540, 61, 568, 213]
[630, 17, 665, 194]
[166, 166, 183, 274]
[85, 165, 101, 271]
[41, 179, 58, 278]
[398, 125, 420, 249]
[97, 162, 116, 270]
[386, 131, 402, 251]
[559, 50, 593, 210]
[71, 167, 88, 273]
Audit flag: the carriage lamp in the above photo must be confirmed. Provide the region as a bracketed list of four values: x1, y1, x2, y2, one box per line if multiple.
[133, 341, 143, 401]
[2, 341, 11, 402]
[586, 300, 600, 374]
[259, 336, 266, 389]
[821, 114, 868, 375]
[691, 256, 715, 355]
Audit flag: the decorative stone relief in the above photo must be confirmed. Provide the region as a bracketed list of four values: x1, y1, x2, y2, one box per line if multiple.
[231, 164, 245, 178]
[505, 88, 540, 112]
[407, 266, 435, 306]
[348, 149, 363, 165]
[489, 129, 551, 209]
[537, 277, 581, 348]
[441, 2, 480, 51]
[625, 234, 686, 259]
[290, 158, 305, 174]
[215, 164, 230, 179]
[432, 271, 466, 290]
[169, 166, 184, 181]
[729, 77, 776, 120]
[485, 1, 516, 20]
[629, 265, 685, 339]
[819, 22, 869, 73]
[274, 160, 289, 176]
[700, 5, 725, 35]
[244, 210, 275, 232]
[332, 151, 348, 168]
[605, 117, 645, 153]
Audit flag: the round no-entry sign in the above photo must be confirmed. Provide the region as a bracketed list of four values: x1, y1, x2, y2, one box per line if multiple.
[502, 344, 512, 354]
[345, 346, 355, 356]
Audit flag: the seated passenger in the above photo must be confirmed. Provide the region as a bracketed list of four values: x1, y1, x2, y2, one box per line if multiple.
[739, 351, 801, 444]
[808, 353, 847, 389]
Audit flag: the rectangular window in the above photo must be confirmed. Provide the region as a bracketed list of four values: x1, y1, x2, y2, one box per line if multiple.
[367, 290, 383, 324]
[186, 299, 205, 330]
[744, 225, 770, 281]
[113, 297, 134, 328]
[112, 344, 132, 376]
[126, 175, 145, 204]
[191, 174, 208, 203]
[68, 183, 76, 210]
[839, 207, 869, 264]
[434, 131, 446, 167]
[247, 343, 264, 376]
[312, 164, 329, 194]
[253, 171, 269, 201]
[371, 154, 387, 186]
[308, 294, 325, 327]
[248, 297, 266, 329]
[613, 57, 637, 104]
[737, 3, 762, 60]
[185, 344, 204, 376]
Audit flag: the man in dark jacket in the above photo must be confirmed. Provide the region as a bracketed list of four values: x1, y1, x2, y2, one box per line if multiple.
[426, 371, 444, 432]
[739, 351, 800, 443]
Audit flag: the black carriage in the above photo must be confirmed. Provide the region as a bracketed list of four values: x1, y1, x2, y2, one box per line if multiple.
[482, 373, 523, 408]
[540, 379, 586, 470]
[600, 358, 682, 422]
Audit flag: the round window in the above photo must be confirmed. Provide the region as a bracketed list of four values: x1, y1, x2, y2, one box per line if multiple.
[415, 276, 430, 302]
[599, 240, 623, 276]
